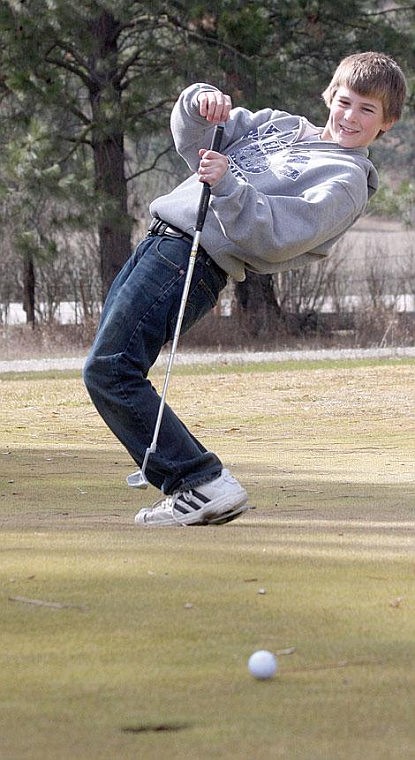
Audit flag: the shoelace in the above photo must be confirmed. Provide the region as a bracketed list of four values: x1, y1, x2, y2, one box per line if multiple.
[178, 490, 194, 504]
[150, 490, 192, 514]
[150, 495, 175, 514]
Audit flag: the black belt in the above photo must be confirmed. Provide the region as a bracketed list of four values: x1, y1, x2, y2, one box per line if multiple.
[147, 217, 226, 278]
[148, 217, 194, 244]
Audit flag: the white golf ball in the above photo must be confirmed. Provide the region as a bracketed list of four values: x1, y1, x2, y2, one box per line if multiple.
[248, 650, 278, 680]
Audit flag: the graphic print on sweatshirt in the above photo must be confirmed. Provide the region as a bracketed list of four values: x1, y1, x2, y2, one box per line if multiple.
[227, 123, 312, 183]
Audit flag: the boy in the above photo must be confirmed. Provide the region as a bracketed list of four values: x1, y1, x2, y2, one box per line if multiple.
[83, 51, 407, 527]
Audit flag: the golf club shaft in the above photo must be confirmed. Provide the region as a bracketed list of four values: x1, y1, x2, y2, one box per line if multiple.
[140, 125, 224, 483]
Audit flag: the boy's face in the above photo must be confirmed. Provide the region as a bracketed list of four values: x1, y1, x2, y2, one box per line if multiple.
[321, 86, 395, 147]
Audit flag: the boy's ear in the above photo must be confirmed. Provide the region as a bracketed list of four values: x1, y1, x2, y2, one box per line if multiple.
[382, 118, 397, 133]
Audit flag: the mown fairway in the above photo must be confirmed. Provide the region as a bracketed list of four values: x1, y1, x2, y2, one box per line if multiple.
[1, 358, 414, 760]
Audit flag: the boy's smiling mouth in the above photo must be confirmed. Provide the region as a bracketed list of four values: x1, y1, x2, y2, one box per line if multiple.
[340, 124, 358, 134]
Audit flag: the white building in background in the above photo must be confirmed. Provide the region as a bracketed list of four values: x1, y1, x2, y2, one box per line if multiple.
[1, 301, 80, 325]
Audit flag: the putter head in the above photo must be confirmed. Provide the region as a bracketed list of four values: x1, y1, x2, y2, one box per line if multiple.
[126, 470, 150, 489]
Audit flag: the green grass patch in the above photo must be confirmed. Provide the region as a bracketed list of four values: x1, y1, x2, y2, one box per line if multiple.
[1, 355, 413, 383]
[0, 359, 414, 759]
[1, 528, 414, 760]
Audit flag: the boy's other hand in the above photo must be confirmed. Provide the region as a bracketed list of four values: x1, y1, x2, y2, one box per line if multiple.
[198, 90, 232, 123]
[198, 149, 228, 186]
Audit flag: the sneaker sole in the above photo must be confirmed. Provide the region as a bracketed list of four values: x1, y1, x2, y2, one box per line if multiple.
[136, 502, 253, 528]
[193, 504, 255, 526]
[207, 503, 255, 525]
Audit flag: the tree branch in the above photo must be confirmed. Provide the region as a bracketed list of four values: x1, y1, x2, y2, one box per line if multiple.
[126, 143, 174, 182]
[364, 4, 415, 15]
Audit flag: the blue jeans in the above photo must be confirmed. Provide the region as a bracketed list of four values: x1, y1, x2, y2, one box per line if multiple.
[83, 233, 228, 494]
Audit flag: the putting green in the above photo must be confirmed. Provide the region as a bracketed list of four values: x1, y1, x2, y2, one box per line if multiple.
[0, 358, 414, 759]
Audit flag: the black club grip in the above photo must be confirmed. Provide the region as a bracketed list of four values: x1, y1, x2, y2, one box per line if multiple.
[210, 124, 224, 152]
[195, 125, 225, 231]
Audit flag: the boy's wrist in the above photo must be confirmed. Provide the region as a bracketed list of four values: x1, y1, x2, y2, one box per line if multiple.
[209, 168, 238, 196]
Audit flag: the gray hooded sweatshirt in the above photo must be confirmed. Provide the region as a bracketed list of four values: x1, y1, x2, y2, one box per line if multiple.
[150, 83, 378, 282]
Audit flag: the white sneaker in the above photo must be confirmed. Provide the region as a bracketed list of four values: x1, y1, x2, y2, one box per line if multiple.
[135, 469, 249, 527]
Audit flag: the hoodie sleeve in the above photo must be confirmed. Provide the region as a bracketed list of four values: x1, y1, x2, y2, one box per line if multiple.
[170, 83, 285, 172]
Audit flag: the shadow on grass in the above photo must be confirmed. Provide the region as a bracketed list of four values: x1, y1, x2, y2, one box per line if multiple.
[1, 447, 414, 538]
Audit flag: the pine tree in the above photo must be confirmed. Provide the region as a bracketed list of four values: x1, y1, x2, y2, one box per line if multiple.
[0, 0, 413, 320]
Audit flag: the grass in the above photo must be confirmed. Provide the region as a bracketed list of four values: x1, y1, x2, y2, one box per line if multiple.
[1, 358, 414, 759]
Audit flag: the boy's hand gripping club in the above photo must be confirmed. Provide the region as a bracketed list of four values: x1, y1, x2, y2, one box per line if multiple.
[128, 125, 224, 490]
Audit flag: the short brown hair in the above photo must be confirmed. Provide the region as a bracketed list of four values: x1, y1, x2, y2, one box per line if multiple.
[322, 51, 407, 123]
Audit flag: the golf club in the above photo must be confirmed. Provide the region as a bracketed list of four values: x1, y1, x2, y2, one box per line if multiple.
[128, 124, 224, 489]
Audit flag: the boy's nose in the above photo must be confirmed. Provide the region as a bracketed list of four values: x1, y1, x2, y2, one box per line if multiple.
[344, 107, 357, 122]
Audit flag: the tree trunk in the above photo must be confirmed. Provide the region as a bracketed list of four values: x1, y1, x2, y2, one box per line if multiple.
[88, 10, 132, 301]
[235, 271, 281, 337]
[23, 251, 35, 326]
[94, 132, 131, 300]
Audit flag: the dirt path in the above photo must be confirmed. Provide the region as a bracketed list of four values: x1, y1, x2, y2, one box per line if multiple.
[0, 345, 414, 374]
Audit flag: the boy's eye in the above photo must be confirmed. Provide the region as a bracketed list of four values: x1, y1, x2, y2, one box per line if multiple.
[337, 98, 375, 114]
